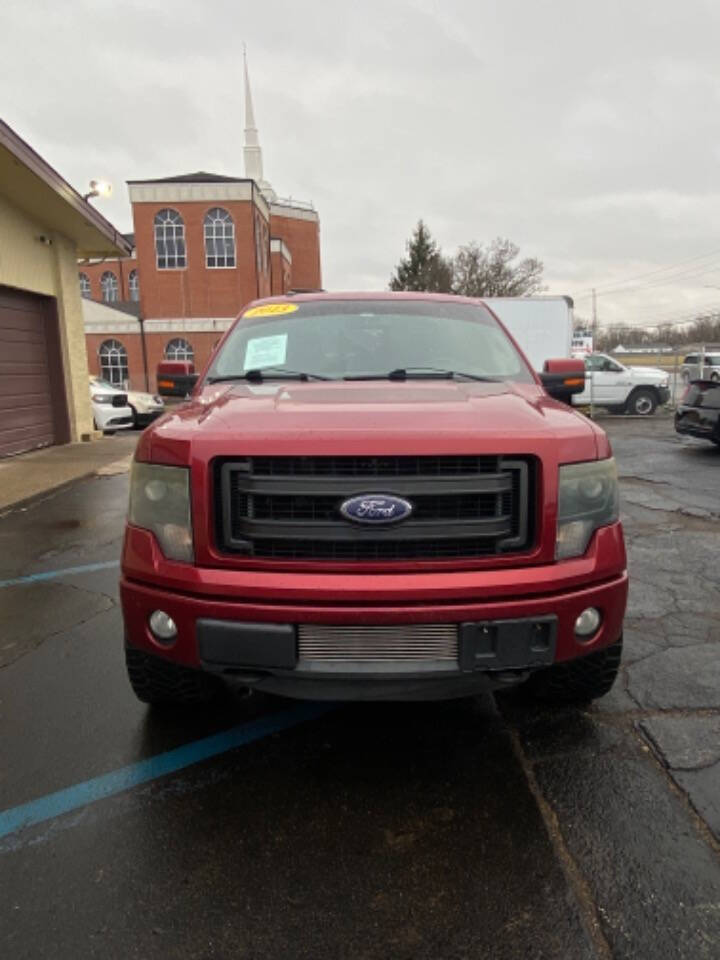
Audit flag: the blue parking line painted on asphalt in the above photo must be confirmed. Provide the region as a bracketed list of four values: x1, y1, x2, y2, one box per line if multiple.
[0, 702, 331, 840]
[0, 560, 120, 589]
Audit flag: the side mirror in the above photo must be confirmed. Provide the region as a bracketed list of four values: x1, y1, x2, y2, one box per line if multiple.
[540, 358, 585, 404]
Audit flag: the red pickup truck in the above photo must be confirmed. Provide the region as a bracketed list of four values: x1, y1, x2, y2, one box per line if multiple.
[121, 293, 627, 704]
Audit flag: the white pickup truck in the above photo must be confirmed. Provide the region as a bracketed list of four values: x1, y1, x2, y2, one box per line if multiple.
[573, 353, 671, 416]
[485, 298, 671, 416]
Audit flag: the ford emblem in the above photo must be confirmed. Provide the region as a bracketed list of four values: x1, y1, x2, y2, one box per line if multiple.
[339, 494, 413, 525]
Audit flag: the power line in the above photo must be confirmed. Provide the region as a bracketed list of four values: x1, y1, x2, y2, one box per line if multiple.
[575, 261, 720, 301]
[575, 245, 720, 299]
[599, 304, 720, 330]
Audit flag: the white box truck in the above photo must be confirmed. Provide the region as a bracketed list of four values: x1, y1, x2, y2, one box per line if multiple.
[485, 296, 669, 415]
[483, 296, 574, 374]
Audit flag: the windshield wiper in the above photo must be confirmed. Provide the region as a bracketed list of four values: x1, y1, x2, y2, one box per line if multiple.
[344, 367, 497, 382]
[207, 367, 332, 384]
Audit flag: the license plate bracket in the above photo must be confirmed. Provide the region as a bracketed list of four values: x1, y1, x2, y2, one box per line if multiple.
[458, 616, 557, 672]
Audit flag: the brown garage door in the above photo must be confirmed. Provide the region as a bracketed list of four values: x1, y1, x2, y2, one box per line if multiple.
[0, 286, 68, 458]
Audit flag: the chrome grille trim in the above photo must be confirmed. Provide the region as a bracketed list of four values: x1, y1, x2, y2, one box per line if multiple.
[298, 624, 458, 662]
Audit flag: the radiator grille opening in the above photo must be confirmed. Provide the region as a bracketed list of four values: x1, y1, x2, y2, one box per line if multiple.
[216, 455, 534, 563]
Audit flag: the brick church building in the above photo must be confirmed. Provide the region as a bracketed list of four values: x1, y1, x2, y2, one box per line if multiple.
[80, 58, 321, 390]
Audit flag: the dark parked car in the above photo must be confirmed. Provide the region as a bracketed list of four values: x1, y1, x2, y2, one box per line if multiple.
[675, 380, 720, 446]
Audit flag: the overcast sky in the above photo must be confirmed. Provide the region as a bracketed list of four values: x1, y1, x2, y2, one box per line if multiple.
[4, 0, 720, 329]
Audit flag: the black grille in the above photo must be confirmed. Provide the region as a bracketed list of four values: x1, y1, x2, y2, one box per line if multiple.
[112, 394, 128, 407]
[217, 456, 533, 562]
[250, 455, 501, 477]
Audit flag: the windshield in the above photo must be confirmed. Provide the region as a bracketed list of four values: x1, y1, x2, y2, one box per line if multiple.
[206, 300, 535, 384]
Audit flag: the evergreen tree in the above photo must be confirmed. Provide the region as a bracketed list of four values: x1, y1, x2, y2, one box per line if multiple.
[389, 220, 453, 293]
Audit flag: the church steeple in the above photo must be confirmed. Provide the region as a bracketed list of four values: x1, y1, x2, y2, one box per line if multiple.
[243, 49, 275, 200]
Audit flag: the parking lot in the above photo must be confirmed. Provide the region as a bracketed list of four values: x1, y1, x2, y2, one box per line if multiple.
[1, 416, 719, 959]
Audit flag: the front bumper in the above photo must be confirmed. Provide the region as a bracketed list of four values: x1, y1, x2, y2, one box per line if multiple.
[675, 409, 719, 441]
[134, 408, 165, 427]
[94, 404, 134, 430]
[658, 386, 671, 405]
[121, 524, 628, 700]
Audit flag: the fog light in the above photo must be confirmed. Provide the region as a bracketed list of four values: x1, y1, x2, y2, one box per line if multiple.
[149, 609, 177, 642]
[574, 607, 601, 638]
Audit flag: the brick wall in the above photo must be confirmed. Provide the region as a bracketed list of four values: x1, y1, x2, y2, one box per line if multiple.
[79, 258, 138, 303]
[271, 251, 292, 295]
[131, 200, 270, 320]
[85, 330, 224, 392]
[269, 214, 321, 291]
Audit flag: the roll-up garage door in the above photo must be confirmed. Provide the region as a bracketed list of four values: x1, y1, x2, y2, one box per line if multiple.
[0, 286, 65, 458]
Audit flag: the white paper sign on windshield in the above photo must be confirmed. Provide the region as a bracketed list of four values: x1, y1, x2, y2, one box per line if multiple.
[244, 334, 288, 370]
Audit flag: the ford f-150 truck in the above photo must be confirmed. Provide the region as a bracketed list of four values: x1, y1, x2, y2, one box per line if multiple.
[121, 293, 627, 704]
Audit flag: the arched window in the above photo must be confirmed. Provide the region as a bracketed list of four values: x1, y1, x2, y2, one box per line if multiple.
[79, 272, 91, 298]
[128, 269, 140, 301]
[100, 271, 119, 303]
[98, 339, 128, 386]
[154, 208, 186, 269]
[204, 207, 235, 268]
[165, 338, 194, 362]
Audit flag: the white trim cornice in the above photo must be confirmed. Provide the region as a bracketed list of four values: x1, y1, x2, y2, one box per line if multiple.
[270, 202, 319, 223]
[129, 181, 262, 207]
[84, 320, 140, 334]
[142, 318, 235, 333]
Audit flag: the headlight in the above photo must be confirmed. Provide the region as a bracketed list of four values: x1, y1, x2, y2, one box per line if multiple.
[556, 458, 619, 560]
[92, 393, 114, 404]
[128, 462, 193, 562]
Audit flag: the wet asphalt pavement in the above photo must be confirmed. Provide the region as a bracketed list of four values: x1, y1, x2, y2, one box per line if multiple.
[1, 417, 719, 959]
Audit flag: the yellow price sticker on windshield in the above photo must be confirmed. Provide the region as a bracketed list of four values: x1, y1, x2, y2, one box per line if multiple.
[243, 303, 299, 318]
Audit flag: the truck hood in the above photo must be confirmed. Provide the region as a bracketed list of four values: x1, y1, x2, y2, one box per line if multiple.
[139, 380, 607, 465]
[627, 366, 668, 381]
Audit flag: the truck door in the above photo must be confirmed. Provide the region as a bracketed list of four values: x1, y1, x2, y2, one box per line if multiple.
[579, 354, 631, 404]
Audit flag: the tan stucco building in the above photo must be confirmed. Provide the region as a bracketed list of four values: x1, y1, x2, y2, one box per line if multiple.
[0, 119, 131, 457]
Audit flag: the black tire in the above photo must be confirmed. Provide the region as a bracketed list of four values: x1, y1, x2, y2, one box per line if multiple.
[125, 646, 220, 706]
[627, 388, 657, 416]
[523, 636, 623, 704]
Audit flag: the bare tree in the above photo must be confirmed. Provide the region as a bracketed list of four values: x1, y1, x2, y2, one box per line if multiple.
[452, 238, 544, 297]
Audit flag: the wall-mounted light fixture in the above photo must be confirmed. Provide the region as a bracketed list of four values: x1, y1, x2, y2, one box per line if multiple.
[83, 179, 113, 201]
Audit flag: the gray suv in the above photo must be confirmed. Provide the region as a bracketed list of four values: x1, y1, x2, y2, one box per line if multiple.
[681, 353, 720, 383]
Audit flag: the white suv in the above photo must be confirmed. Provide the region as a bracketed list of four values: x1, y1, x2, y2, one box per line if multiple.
[573, 353, 671, 415]
[89, 378, 134, 432]
[680, 353, 720, 383]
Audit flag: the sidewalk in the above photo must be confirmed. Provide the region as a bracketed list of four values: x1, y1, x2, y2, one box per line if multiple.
[0, 434, 138, 513]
